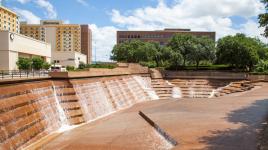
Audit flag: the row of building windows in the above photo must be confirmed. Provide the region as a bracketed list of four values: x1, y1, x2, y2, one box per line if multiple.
[119, 34, 170, 39]
[57, 27, 80, 30]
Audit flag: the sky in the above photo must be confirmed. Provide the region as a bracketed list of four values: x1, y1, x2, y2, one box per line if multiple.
[1, 0, 268, 61]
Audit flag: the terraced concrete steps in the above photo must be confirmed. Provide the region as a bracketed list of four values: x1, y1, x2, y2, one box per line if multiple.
[215, 81, 254, 97]
[168, 79, 230, 98]
[151, 79, 174, 99]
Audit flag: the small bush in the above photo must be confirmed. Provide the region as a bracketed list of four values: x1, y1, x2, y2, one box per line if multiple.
[16, 57, 32, 70]
[42, 62, 51, 70]
[78, 62, 86, 69]
[89, 63, 117, 69]
[32, 57, 45, 70]
[66, 66, 75, 71]
[139, 61, 157, 68]
[166, 64, 232, 71]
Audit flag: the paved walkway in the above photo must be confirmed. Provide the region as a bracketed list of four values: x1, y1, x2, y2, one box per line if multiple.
[42, 83, 268, 150]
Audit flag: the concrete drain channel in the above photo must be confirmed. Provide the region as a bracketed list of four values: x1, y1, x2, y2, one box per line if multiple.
[139, 111, 178, 147]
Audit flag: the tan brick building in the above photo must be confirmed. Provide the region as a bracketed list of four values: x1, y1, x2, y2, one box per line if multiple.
[20, 20, 92, 66]
[81, 25, 92, 64]
[117, 28, 216, 45]
[0, 6, 19, 33]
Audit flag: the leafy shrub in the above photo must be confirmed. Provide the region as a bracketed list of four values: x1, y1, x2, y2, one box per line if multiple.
[32, 57, 45, 70]
[254, 60, 268, 73]
[89, 63, 117, 69]
[139, 61, 157, 68]
[42, 62, 51, 70]
[66, 66, 75, 71]
[78, 62, 86, 69]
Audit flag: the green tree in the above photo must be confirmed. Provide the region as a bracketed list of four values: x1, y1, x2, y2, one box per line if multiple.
[168, 34, 195, 66]
[146, 42, 173, 67]
[170, 50, 183, 70]
[254, 60, 268, 73]
[254, 38, 268, 60]
[42, 62, 51, 70]
[188, 37, 216, 68]
[32, 57, 45, 70]
[259, 0, 268, 37]
[16, 57, 32, 70]
[216, 34, 259, 71]
[111, 40, 149, 63]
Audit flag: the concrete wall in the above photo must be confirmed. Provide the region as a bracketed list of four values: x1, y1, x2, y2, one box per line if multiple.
[0, 50, 10, 70]
[46, 27, 57, 54]
[248, 74, 268, 82]
[0, 31, 52, 70]
[9, 51, 19, 70]
[53, 51, 87, 68]
[49, 63, 150, 78]
[164, 70, 268, 82]
[7, 32, 51, 58]
[164, 70, 248, 80]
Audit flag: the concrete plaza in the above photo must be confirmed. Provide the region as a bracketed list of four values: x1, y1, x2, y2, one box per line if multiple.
[41, 83, 268, 150]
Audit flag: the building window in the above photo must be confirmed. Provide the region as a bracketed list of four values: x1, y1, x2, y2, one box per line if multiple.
[54, 60, 60, 63]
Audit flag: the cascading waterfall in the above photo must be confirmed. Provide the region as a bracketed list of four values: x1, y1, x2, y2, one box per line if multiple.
[52, 86, 72, 132]
[134, 76, 159, 100]
[0, 75, 171, 150]
[209, 89, 217, 98]
[172, 87, 182, 98]
[73, 82, 115, 122]
[30, 87, 61, 132]
[166, 80, 182, 99]
[189, 86, 195, 98]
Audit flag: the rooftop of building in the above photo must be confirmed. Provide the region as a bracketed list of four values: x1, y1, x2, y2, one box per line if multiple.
[0, 6, 18, 16]
[20, 20, 81, 26]
[117, 29, 216, 33]
[0, 30, 50, 45]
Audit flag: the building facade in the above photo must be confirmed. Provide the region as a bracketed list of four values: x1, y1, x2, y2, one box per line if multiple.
[20, 20, 92, 67]
[0, 6, 20, 33]
[0, 31, 51, 70]
[117, 28, 216, 45]
[80, 25, 92, 64]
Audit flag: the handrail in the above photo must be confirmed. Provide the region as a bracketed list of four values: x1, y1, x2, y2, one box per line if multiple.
[0, 70, 49, 80]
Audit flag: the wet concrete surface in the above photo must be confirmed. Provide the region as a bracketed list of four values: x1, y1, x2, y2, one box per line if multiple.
[42, 100, 174, 150]
[43, 83, 268, 150]
[142, 83, 268, 150]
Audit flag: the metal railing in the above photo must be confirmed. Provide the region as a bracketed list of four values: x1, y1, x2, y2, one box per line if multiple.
[0, 70, 49, 80]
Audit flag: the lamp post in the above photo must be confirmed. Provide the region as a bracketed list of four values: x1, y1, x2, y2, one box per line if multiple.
[94, 41, 97, 64]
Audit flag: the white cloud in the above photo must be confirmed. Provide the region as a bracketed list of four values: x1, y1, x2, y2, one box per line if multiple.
[13, 7, 41, 24]
[16, 0, 57, 19]
[76, 0, 88, 6]
[16, 0, 31, 4]
[110, 0, 266, 42]
[34, 0, 57, 19]
[64, 20, 70, 24]
[239, 20, 268, 43]
[89, 24, 118, 62]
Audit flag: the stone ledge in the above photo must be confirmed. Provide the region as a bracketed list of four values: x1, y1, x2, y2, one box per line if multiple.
[139, 111, 178, 146]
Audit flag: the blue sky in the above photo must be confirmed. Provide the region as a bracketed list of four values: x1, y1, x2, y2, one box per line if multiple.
[1, 0, 267, 61]
[5, 0, 161, 26]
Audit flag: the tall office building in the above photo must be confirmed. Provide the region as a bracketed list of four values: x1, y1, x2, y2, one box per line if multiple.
[117, 28, 216, 45]
[81, 25, 92, 64]
[20, 20, 92, 67]
[0, 6, 52, 70]
[0, 6, 20, 33]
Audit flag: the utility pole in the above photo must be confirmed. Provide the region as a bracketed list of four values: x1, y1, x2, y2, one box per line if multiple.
[94, 41, 97, 64]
